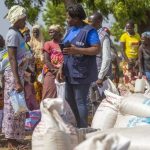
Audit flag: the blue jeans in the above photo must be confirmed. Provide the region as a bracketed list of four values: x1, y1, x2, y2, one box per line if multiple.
[65, 82, 90, 128]
[145, 72, 150, 84]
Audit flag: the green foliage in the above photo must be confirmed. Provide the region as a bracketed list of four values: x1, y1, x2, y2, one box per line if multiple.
[42, 1, 66, 40]
[4, 0, 44, 24]
[41, 27, 50, 41]
[43, 1, 66, 28]
[105, 0, 150, 40]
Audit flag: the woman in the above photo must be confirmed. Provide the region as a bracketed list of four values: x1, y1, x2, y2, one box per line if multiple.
[29, 25, 44, 103]
[3, 5, 29, 149]
[139, 32, 150, 84]
[21, 27, 38, 110]
[120, 20, 140, 85]
[42, 25, 63, 99]
[57, 4, 100, 127]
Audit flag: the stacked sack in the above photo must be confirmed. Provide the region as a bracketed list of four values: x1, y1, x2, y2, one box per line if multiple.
[32, 98, 78, 150]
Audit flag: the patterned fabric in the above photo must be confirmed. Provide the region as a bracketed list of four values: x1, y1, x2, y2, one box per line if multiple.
[43, 40, 63, 72]
[34, 58, 43, 104]
[2, 69, 26, 140]
[122, 60, 138, 84]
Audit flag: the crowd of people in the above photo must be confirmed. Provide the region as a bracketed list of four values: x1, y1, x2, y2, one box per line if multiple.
[0, 3, 150, 150]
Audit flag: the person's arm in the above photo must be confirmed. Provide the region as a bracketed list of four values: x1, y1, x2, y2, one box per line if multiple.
[63, 44, 100, 56]
[138, 46, 144, 78]
[97, 37, 112, 81]
[120, 42, 129, 62]
[44, 51, 58, 75]
[8, 47, 23, 92]
[63, 29, 101, 56]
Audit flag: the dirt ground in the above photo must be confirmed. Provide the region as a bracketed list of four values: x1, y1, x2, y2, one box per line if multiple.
[0, 131, 32, 150]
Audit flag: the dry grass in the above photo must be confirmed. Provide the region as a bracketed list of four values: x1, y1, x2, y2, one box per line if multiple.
[0, 131, 32, 150]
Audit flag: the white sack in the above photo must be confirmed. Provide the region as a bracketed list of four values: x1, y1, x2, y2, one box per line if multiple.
[32, 98, 78, 150]
[86, 126, 150, 150]
[91, 90, 122, 129]
[55, 80, 77, 126]
[120, 94, 150, 117]
[74, 133, 130, 150]
[114, 113, 150, 128]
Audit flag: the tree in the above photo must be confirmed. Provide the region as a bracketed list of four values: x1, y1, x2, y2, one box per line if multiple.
[4, 0, 45, 24]
[43, 1, 66, 28]
[94, 0, 150, 41]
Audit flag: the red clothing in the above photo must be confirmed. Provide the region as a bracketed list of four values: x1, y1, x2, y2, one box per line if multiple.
[43, 40, 63, 72]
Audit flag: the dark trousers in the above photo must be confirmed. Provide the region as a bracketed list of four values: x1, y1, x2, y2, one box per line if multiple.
[65, 82, 90, 128]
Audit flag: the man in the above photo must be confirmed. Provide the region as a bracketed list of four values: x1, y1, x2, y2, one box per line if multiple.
[89, 12, 112, 102]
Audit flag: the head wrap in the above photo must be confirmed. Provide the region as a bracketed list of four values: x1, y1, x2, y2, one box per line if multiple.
[142, 32, 150, 38]
[49, 25, 62, 33]
[5, 5, 26, 25]
[29, 24, 44, 61]
[32, 25, 41, 30]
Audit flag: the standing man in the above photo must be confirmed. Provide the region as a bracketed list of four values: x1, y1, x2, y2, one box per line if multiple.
[90, 12, 112, 85]
[89, 12, 112, 101]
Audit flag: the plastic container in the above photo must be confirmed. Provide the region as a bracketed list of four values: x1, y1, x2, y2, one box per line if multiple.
[134, 78, 145, 93]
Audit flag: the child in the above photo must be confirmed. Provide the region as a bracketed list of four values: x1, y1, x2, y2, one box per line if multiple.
[139, 32, 150, 84]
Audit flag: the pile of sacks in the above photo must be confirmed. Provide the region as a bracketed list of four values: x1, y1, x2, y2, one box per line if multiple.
[32, 79, 150, 150]
[84, 78, 150, 150]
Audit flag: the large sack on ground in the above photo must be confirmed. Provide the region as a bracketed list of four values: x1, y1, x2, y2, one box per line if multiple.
[91, 90, 122, 129]
[32, 98, 78, 150]
[61, 100, 76, 126]
[55, 80, 77, 126]
[74, 133, 130, 150]
[86, 126, 150, 150]
[114, 113, 150, 128]
[120, 94, 150, 117]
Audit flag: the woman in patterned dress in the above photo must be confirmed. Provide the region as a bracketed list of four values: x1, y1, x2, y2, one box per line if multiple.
[2, 5, 29, 149]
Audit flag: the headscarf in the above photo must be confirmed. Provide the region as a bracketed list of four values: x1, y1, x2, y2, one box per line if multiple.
[5, 5, 26, 25]
[49, 25, 62, 33]
[29, 25, 44, 61]
[142, 32, 150, 39]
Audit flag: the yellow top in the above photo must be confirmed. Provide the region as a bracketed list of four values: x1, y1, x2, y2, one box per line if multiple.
[120, 32, 140, 59]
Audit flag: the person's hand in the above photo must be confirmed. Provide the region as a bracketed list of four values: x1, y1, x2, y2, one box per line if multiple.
[138, 72, 143, 79]
[15, 82, 23, 93]
[56, 67, 64, 82]
[96, 79, 103, 87]
[51, 68, 58, 76]
[63, 45, 80, 55]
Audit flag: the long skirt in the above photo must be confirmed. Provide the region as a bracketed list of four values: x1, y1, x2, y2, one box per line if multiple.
[42, 71, 57, 99]
[2, 69, 26, 140]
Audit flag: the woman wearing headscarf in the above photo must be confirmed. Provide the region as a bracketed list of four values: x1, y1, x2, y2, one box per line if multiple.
[29, 25, 44, 104]
[42, 25, 63, 99]
[139, 32, 150, 84]
[3, 5, 29, 149]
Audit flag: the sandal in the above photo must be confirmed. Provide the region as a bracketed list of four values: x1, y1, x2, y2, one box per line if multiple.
[7, 142, 18, 150]
[16, 143, 31, 150]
